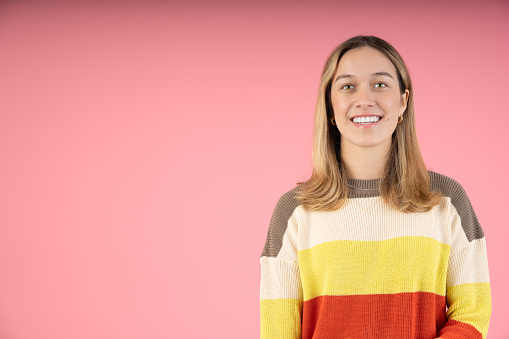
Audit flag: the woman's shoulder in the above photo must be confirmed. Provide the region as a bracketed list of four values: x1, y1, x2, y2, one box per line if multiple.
[271, 182, 306, 215]
[428, 170, 469, 199]
[428, 170, 484, 240]
[261, 183, 306, 258]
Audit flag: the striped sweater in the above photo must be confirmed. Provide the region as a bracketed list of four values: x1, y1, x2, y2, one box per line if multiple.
[259, 171, 491, 339]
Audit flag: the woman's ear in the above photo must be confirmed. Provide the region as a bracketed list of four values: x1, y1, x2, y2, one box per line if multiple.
[400, 89, 409, 114]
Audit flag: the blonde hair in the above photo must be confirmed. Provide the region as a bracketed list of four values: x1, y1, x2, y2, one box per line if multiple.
[296, 35, 442, 212]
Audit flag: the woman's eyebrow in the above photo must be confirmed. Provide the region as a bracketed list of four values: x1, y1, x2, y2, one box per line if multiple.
[334, 71, 394, 83]
[373, 71, 394, 79]
[334, 74, 353, 82]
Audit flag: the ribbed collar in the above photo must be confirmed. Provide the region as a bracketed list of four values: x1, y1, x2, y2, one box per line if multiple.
[347, 177, 381, 190]
[346, 177, 382, 198]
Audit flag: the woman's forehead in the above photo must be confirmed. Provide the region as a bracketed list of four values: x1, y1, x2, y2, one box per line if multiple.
[335, 46, 396, 77]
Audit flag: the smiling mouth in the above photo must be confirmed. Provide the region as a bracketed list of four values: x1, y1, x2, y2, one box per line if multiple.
[351, 116, 382, 124]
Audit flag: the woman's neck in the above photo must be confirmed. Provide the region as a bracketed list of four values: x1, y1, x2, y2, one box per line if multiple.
[340, 139, 390, 180]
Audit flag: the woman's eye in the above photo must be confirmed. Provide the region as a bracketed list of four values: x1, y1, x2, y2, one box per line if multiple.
[374, 83, 387, 88]
[341, 84, 354, 90]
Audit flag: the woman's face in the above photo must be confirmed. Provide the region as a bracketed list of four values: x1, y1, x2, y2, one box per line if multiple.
[330, 46, 409, 151]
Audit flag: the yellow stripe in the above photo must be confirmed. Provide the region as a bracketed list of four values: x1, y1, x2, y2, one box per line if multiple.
[260, 299, 302, 338]
[446, 282, 491, 338]
[298, 236, 449, 301]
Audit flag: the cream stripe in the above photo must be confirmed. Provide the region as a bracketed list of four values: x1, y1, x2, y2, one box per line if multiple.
[298, 236, 449, 301]
[260, 257, 303, 300]
[446, 283, 491, 338]
[447, 237, 490, 286]
[276, 210, 300, 262]
[298, 196, 452, 250]
[449, 199, 470, 249]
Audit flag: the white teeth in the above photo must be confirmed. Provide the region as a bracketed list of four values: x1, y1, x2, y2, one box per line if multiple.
[352, 116, 380, 124]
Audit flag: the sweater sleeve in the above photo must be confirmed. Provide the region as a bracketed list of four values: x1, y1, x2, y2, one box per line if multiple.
[437, 179, 492, 339]
[260, 188, 303, 339]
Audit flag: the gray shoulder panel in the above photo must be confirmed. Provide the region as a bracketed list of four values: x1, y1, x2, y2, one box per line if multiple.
[429, 171, 484, 242]
[261, 185, 302, 258]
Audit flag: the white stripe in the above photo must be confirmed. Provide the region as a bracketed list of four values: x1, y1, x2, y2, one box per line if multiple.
[298, 196, 454, 250]
[276, 209, 300, 262]
[260, 257, 303, 300]
[447, 237, 490, 286]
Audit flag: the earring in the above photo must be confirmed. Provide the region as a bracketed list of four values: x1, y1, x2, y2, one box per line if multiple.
[398, 115, 403, 123]
[330, 117, 336, 125]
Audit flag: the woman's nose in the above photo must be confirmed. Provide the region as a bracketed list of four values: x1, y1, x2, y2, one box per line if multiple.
[354, 86, 375, 107]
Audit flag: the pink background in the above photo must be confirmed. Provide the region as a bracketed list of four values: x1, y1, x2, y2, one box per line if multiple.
[0, 0, 508, 338]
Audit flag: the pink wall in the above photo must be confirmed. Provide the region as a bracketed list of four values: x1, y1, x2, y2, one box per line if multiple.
[0, 1, 508, 338]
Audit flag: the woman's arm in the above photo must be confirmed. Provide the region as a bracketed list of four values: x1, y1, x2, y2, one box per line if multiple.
[260, 258, 303, 338]
[260, 188, 303, 339]
[437, 181, 492, 339]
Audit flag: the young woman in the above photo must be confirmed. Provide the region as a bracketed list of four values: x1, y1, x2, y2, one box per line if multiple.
[260, 35, 491, 339]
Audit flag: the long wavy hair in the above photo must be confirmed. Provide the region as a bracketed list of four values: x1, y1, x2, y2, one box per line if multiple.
[296, 35, 442, 212]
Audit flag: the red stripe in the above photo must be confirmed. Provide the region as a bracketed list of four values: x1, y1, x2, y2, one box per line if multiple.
[302, 292, 447, 338]
[437, 319, 482, 339]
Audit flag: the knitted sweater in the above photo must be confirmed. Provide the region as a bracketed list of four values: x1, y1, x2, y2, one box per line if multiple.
[259, 171, 491, 339]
